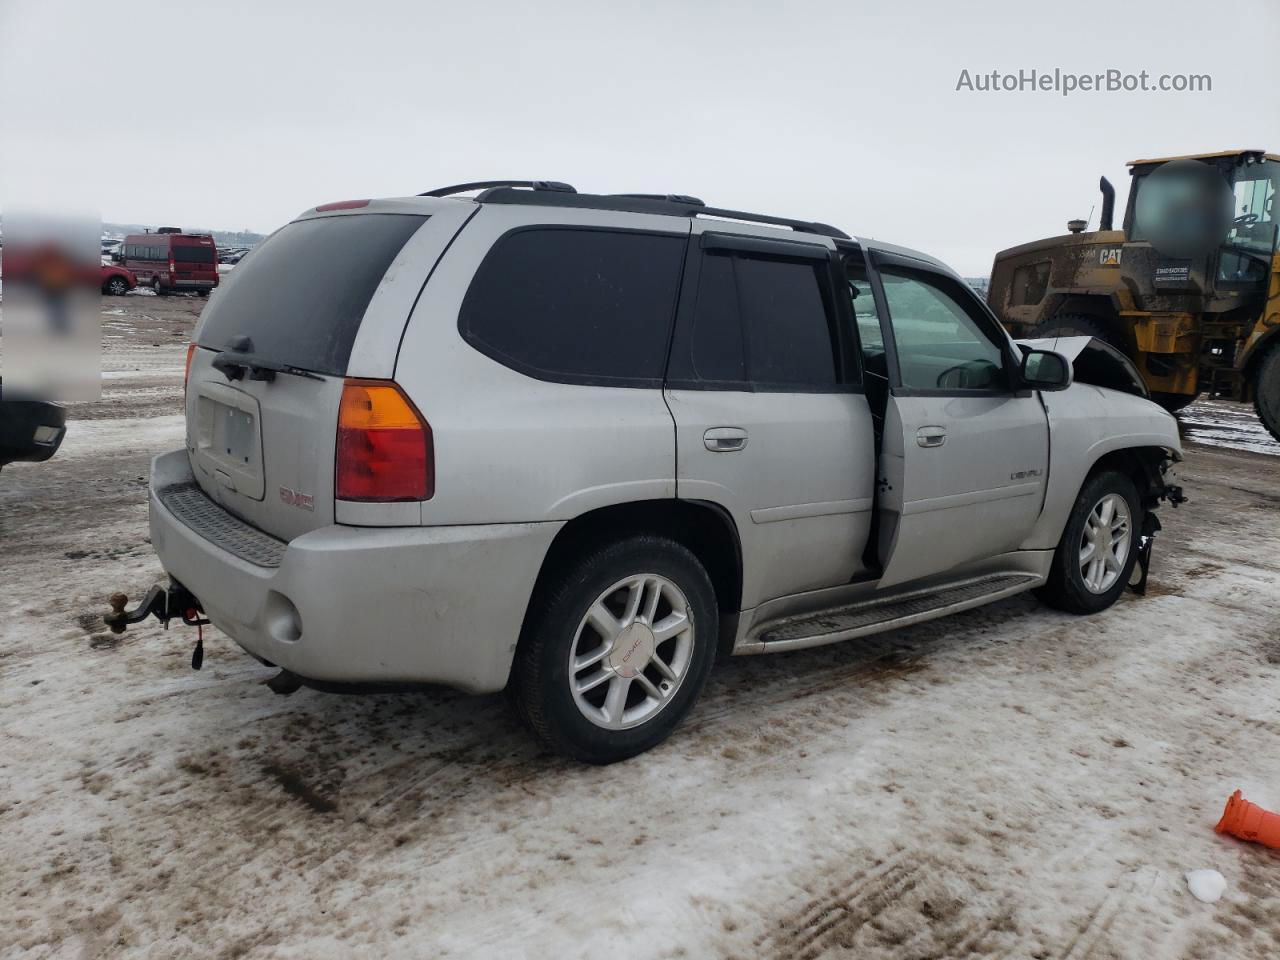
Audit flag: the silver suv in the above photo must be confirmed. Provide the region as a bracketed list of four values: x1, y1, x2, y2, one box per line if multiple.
[143, 180, 1183, 762]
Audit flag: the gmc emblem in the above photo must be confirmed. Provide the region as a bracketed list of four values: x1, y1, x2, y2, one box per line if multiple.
[278, 486, 315, 511]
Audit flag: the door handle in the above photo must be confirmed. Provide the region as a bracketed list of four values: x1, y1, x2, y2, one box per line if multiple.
[704, 427, 748, 452]
[916, 426, 946, 448]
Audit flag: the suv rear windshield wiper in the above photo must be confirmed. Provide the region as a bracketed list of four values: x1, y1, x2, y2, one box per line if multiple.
[211, 350, 325, 383]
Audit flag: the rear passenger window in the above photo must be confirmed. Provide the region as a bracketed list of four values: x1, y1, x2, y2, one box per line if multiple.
[460, 228, 687, 385]
[735, 256, 837, 387]
[678, 251, 840, 390]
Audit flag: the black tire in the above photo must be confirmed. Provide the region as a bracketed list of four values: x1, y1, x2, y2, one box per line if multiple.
[1253, 343, 1280, 445]
[1037, 469, 1143, 615]
[197, 289, 210, 297]
[152, 277, 168, 297]
[103, 276, 129, 296]
[1034, 314, 1118, 348]
[1152, 391, 1198, 413]
[509, 535, 718, 764]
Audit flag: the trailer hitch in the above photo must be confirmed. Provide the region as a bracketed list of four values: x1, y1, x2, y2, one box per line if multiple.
[104, 581, 212, 669]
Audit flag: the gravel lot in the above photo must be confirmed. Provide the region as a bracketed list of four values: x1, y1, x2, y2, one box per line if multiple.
[2, 293, 1279, 959]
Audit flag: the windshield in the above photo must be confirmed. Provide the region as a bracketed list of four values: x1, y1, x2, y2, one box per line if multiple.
[196, 213, 428, 375]
[1223, 160, 1278, 255]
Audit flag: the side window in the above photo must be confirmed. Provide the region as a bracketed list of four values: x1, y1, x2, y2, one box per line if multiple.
[683, 250, 840, 389]
[734, 256, 837, 387]
[689, 253, 746, 382]
[459, 227, 686, 384]
[880, 268, 1007, 392]
[845, 259, 884, 369]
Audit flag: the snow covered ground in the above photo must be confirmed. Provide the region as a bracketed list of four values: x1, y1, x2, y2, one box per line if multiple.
[2, 298, 1279, 959]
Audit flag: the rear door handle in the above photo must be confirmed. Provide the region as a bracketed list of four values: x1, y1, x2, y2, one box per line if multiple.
[704, 427, 748, 452]
[916, 426, 946, 448]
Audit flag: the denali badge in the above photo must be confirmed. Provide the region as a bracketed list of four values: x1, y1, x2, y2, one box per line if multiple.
[279, 486, 315, 511]
[1010, 469, 1044, 480]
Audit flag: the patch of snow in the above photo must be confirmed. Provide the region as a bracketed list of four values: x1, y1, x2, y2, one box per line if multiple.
[1179, 398, 1279, 457]
[1185, 869, 1226, 903]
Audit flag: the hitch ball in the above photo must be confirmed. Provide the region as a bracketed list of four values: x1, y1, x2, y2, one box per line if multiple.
[105, 593, 131, 634]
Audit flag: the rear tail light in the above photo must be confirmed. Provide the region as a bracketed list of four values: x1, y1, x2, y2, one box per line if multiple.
[335, 379, 433, 502]
[183, 343, 196, 394]
[168, 254, 175, 276]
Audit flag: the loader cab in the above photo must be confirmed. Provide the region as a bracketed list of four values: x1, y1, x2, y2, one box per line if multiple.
[1122, 151, 1279, 300]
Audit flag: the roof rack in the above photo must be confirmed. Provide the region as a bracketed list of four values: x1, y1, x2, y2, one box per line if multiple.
[469, 185, 850, 239]
[418, 180, 576, 198]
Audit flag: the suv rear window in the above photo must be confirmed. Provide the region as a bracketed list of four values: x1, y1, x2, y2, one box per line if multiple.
[174, 245, 216, 263]
[459, 227, 687, 385]
[197, 214, 427, 376]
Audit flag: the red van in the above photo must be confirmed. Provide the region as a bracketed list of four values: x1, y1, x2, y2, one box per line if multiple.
[119, 229, 219, 296]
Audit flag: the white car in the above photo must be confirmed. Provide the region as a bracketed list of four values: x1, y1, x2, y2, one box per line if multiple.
[119, 180, 1184, 763]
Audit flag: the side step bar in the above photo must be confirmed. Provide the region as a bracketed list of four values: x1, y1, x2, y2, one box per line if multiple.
[740, 573, 1042, 654]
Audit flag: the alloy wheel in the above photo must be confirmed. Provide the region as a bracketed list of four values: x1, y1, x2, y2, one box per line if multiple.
[568, 573, 695, 730]
[1078, 493, 1132, 594]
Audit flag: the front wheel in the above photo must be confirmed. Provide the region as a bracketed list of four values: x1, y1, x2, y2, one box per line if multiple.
[509, 535, 718, 764]
[1254, 344, 1280, 444]
[1037, 470, 1142, 614]
[104, 276, 129, 296]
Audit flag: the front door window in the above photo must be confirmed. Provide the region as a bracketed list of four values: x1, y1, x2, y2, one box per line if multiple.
[878, 268, 1007, 391]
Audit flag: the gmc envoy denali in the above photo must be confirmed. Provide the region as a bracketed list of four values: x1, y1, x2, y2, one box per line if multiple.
[128, 180, 1183, 762]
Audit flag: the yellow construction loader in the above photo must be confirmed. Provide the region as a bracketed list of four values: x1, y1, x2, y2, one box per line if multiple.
[988, 149, 1280, 441]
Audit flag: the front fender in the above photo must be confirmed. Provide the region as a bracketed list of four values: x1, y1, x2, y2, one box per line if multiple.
[1022, 384, 1181, 550]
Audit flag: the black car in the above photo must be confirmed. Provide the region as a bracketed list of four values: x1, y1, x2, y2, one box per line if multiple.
[0, 385, 67, 470]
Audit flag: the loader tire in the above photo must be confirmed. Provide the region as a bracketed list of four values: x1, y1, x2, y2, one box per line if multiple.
[1254, 343, 1280, 445]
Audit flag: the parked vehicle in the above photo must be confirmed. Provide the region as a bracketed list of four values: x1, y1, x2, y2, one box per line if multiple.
[118, 230, 219, 296]
[101, 264, 136, 296]
[122, 181, 1184, 763]
[0, 386, 67, 471]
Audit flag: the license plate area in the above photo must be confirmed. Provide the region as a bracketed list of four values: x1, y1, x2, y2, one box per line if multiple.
[194, 382, 265, 500]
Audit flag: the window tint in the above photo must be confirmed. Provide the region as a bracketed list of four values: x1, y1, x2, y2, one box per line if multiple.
[846, 259, 886, 381]
[880, 268, 1006, 391]
[460, 228, 686, 384]
[689, 253, 745, 382]
[174, 245, 216, 263]
[735, 256, 837, 386]
[679, 250, 840, 389]
[197, 213, 427, 375]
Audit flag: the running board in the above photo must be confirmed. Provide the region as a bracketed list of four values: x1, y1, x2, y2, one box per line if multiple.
[740, 573, 1042, 654]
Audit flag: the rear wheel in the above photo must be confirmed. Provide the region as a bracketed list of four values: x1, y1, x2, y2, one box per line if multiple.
[151, 277, 168, 297]
[1253, 343, 1280, 444]
[1037, 470, 1142, 615]
[509, 535, 718, 764]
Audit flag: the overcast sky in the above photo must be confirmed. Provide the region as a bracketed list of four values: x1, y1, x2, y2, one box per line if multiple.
[2, 0, 1277, 275]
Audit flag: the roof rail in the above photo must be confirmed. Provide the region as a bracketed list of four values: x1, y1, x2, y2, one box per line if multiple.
[418, 180, 576, 198]
[475, 188, 850, 239]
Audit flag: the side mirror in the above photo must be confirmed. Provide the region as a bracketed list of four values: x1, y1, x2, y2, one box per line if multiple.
[1020, 349, 1072, 391]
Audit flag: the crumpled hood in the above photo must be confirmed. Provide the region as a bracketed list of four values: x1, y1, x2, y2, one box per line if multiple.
[1016, 335, 1148, 399]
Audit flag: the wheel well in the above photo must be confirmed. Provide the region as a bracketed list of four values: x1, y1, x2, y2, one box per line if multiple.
[1087, 446, 1173, 510]
[1047, 297, 1126, 342]
[528, 499, 743, 651]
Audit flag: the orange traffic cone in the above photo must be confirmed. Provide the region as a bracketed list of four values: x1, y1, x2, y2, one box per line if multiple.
[1215, 790, 1280, 849]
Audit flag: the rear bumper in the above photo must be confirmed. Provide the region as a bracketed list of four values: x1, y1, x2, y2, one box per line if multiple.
[148, 449, 561, 693]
